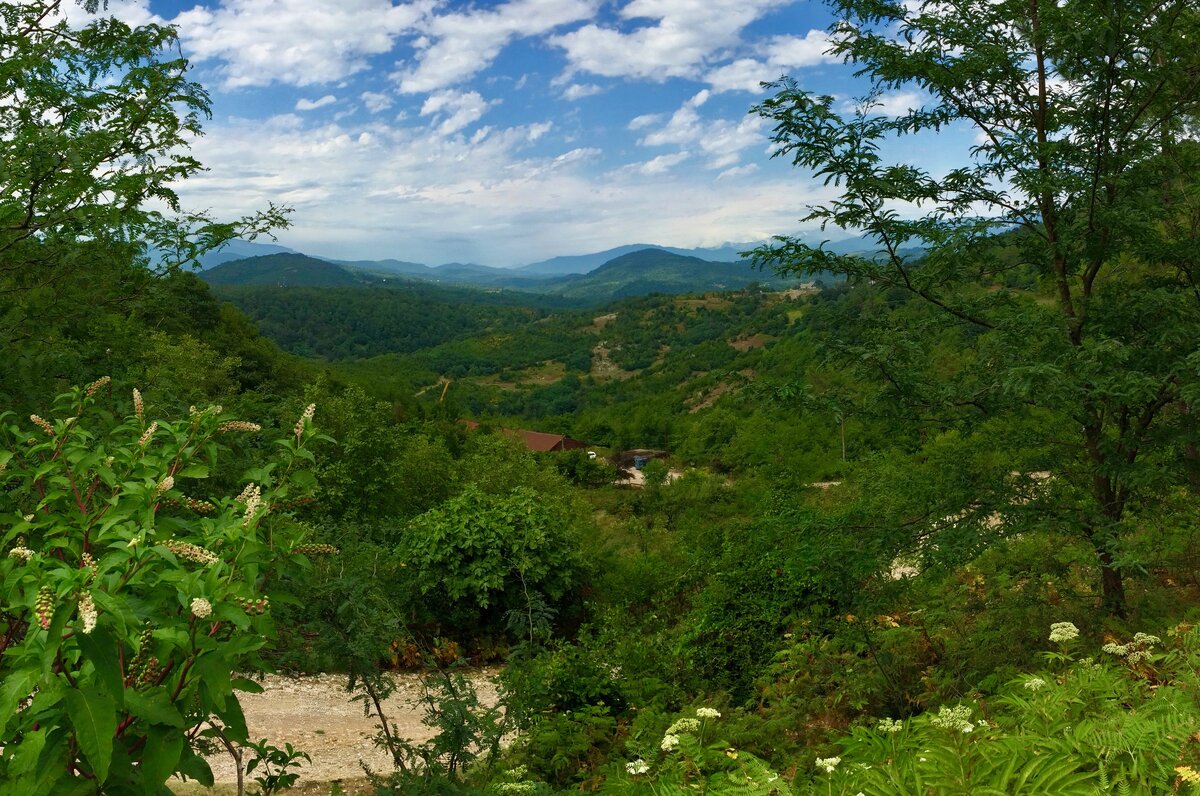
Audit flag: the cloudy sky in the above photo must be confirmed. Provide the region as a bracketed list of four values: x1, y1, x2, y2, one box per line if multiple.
[92, 0, 961, 266]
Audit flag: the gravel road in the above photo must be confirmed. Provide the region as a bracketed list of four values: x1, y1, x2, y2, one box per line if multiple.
[172, 668, 501, 792]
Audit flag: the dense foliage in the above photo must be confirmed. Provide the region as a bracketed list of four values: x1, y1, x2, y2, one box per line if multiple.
[4, 0, 1200, 794]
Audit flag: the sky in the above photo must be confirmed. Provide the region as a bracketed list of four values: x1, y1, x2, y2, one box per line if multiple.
[82, 0, 964, 266]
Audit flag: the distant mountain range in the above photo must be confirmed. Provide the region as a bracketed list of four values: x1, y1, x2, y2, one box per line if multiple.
[195, 231, 922, 302]
[200, 246, 817, 303]
[192, 233, 897, 275]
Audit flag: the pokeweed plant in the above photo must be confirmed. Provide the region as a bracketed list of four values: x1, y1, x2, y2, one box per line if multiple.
[0, 379, 322, 794]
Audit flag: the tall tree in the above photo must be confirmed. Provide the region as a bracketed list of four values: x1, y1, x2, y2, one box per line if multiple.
[0, 0, 288, 405]
[753, 0, 1200, 615]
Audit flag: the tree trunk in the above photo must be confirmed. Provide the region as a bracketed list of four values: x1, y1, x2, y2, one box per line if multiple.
[1096, 542, 1127, 618]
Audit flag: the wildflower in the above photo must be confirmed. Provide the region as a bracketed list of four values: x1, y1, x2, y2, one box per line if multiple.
[35, 586, 54, 630]
[85, 376, 110, 397]
[930, 704, 975, 734]
[30, 415, 54, 436]
[294, 403, 316, 441]
[815, 757, 840, 774]
[155, 475, 174, 496]
[1049, 622, 1079, 644]
[666, 718, 700, 735]
[165, 540, 219, 566]
[876, 717, 904, 733]
[696, 707, 721, 719]
[81, 552, 97, 576]
[78, 592, 97, 634]
[138, 421, 158, 447]
[660, 734, 679, 752]
[1132, 632, 1161, 647]
[8, 541, 33, 561]
[626, 759, 650, 776]
[132, 388, 144, 419]
[190, 597, 213, 619]
[239, 483, 263, 526]
[23, 513, 33, 522]
[1102, 642, 1128, 656]
[217, 420, 261, 433]
[1024, 677, 1046, 692]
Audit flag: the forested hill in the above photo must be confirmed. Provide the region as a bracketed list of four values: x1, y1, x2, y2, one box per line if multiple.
[544, 248, 796, 300]
[210, 281, 576, 360]
[201, 253, 376, 287]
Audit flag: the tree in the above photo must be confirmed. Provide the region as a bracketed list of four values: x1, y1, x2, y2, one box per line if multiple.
[0, 0, 287, 266]
[753, 0, 1200, 615]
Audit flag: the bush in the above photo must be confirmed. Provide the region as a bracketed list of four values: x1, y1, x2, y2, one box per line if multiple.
[0, 382, 318, 792]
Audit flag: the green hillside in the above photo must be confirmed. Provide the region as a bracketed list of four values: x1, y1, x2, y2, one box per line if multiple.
[201, 252, 374, 287]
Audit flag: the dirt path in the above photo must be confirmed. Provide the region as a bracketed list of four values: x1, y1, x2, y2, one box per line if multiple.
[172, 669, 501, 793]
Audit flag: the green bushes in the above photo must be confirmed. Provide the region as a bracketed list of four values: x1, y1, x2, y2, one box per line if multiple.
[0, 383, 317, 792]
[803, 624, 1200, 794]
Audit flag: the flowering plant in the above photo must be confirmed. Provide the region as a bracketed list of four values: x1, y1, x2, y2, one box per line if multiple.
[0, 383, 320, 792]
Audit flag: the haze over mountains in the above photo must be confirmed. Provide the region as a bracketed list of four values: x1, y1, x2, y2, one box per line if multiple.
[195, 234, 893, 302]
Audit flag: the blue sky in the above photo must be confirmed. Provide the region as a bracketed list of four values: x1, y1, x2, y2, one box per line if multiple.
[87, 0, 958, 265]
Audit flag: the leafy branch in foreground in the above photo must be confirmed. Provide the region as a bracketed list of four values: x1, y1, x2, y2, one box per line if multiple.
[0, 382, 322, 793]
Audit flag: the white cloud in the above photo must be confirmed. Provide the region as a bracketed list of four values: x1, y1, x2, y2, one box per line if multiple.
[717, 163, 760, 179]
[705, 30, 836, 93]
[296, 95, 337, 111]
[765, 31, 836, 68]
[628, 113, 662, 131]
[361, 91, 394, 113]
[636, 91, 766, 169]
[638, 151, 690, 174]
[172, 0, 429, 89]
[553, 0, 789, 81]
[870, 90, 925, 116]
[562, 83, 604, 101]
[395, 0, 596, 93]
[419, 89, 495, 134]
[174, 110, 834, 266]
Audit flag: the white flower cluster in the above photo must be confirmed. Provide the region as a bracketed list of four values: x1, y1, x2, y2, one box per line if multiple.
[666, 718, 700, 735]
[238, 483, 264, 527]
[696, 707, 721, 719]
[1102, 632, 1160, 664]
[1049, 622, 1079, 644]
[78, 591, 97, 634]
[625, 759, 650, 776]
[930, 704, 975, 734]
[1024, 677, 1046, 692]
[876, 717, 904, 733]
[8, 543, 33, 561]
[660, 734, 679, 752]
[495, 784, 535, 795]
[294, 403, 316, 440]
[815, 756, 840, 774]
[190, 597, 213, 619]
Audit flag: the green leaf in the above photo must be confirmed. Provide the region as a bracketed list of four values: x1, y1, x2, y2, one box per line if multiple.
[175, 464, 209, 479]
[65, 687, 118, 784]
[123, 689, 184, 728]
[231, 677, 265, 694]
[76, 626, 125, 707]
[0, 669, 37, 735]
[175, 746, 214, 787]
[139, 730, 184, 788]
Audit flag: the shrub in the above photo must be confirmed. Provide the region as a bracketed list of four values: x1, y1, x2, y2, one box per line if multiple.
[0, 382, 318, 792]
